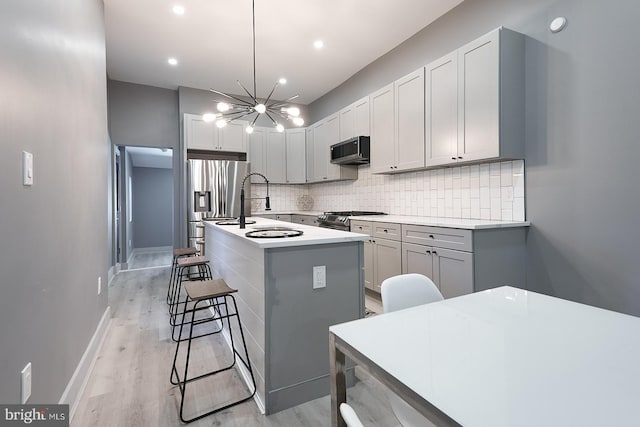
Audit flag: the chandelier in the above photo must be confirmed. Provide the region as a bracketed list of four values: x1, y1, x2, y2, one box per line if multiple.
[202, 0, 304, 134]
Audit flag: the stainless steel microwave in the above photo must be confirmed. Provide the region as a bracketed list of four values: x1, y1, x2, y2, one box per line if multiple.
[330, 136, 370, 165]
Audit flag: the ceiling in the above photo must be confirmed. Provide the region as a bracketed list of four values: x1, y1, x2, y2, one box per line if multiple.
[127, 147, 173, 169]
[104, 0, 463, 105]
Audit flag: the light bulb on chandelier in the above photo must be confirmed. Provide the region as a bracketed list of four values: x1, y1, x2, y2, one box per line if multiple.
[202, 0, 304, 132]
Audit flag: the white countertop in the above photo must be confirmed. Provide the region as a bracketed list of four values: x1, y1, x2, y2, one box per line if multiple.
[253, 210, 324, 216]
[330, 286, 640, 426]
[349, 214, 530, 230]
[203, 217, 368, 249]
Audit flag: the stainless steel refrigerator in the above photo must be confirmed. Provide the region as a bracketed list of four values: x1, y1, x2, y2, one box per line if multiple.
[187, 159, 251, 255]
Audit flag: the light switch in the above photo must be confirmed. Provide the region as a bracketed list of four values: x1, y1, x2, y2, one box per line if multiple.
[313, 266, 326, 289]
[22, 151, 33, 186]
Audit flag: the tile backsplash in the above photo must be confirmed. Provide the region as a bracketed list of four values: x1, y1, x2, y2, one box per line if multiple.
[252, 159, 525, 221]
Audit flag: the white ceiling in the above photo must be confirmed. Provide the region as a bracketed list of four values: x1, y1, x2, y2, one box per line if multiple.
[104, 0, 463, 105]
[127, 147, 173, 169]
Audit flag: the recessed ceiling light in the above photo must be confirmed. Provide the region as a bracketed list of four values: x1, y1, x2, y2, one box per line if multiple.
[172, 5, 185, 15]
[168, 57, 178, 66]
[279, 77, 287, 85]
[313, 40, 324, 49]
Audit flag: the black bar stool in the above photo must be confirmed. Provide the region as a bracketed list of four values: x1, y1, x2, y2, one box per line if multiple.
[167, 247, 199, 305]
[168, 256, 213, 341]
[170, 279, 257, 424]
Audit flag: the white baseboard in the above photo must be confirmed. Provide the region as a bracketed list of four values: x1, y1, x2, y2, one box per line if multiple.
[209, 308, 266, 414]
[59, 306, 112, 421]
[107, 266, 116, 285]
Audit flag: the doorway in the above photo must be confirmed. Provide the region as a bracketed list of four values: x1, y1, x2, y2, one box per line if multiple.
[115, 145, 174, 270]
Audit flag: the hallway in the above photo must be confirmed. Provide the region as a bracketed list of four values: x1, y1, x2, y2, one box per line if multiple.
[72, 267, 400, 426]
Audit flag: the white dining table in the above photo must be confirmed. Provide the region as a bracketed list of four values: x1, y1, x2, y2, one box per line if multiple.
[329, 286, 640, 427]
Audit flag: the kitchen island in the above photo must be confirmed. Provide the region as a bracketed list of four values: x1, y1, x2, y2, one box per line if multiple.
[202, 217, 368, 414]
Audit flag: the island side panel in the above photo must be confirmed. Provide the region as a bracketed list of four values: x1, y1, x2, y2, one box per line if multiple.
[264, 241, 364, 414]
[205, 224, 268, 409]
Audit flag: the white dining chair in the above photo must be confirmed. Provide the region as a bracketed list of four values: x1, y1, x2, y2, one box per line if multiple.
[380, 273, 443, 427]
[340, 403, 364, 427]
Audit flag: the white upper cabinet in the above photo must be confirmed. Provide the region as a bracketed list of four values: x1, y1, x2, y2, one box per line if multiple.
[285, 128, 306, 184]
[184, 113, 246, 153]
[370, 83, 395, 174]
[426, 51, 459, 166]
[354, 96, 370, 137]
[324, 113, 344, 180]
[308, 114, 357, 183]
[426, 27, 525, 167]
[312, 120, 328, 181]
[394, 68, 425, 171]
[247, 127, 267, 183]
[305, 127, 314, 182]
[370, 69, 425, 174]
[219, 121, 246, 152]
[339, 96, 370, 141]
[339, 104, 355, 141]
[184, 113, 218, 150]
[266, 129, 286, 184]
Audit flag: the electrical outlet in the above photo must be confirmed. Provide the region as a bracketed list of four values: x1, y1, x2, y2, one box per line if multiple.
[313, 266, 326, 289]
[98, 276, 102, 295]
[21, 363, 31, 404]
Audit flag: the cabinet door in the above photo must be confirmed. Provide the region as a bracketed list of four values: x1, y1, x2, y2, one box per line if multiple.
[364, 239, 375, 291]
[458, 28, 500, 162]
[324, 113, 343, 180]
[312, 121, 328, 181]
[266, 130, 286, 184]
[354, 96, 370, 137]
[247, 127, 267, 183]
[219, 121, 246, 152]
[339, 104, 355, 141]
[373, 238, 402, 293]
[184, 114, 216, 150]
[401, 242, 436, 285]
[285, 128, 306, 183]
[370, 83, 395, 174]
[394, 68, 425, 172]
[426, 52, 459, 167]
[305, 127, 315, 182]
[433, 247, 473, 299]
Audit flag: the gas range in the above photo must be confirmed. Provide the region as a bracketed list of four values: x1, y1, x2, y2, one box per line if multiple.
[317, 211, 386, 231]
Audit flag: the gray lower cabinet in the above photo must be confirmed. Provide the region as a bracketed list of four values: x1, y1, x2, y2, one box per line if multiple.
[257, 213, 292, 222]
[290, 214, 319, 226]
[402, 242, 473, 298]
[372, 238, 402, 293]
[355, 219, 526, 297]
[352, 220, 401, 293]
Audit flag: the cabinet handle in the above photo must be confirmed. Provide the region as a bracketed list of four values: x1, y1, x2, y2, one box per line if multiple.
[358, 226, 362, 229]
[426, 250, 432, 254]
[458, 156, 463, 159]
[383, 229, 388, 233]
[432, 251, 438, 256]
[390, 166, 394, 169]
[451, 157, 457, 160]
[428, 234, 434, 239]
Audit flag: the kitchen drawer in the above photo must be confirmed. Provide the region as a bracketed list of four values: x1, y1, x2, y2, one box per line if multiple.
[291, 214, 319, 226]
[402, 224, 472, 252]
[274, 214, 292, 222]
[372, 222, 401, 241]
[350, 220, 372, 235]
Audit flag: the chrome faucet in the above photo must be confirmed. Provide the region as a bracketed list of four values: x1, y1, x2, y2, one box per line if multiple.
[239, 173, 270, 229]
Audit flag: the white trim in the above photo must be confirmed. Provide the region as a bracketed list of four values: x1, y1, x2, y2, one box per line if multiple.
[59, 306, 112, 421]
[210, 308, 266, 414]
[107, 265, 116, 285]
[118, 265, 169, 273]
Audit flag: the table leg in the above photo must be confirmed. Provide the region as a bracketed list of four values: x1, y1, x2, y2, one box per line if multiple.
[329, 332, 347, 427]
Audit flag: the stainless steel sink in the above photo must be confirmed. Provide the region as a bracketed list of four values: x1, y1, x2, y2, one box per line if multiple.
[245, 228, 304, 238]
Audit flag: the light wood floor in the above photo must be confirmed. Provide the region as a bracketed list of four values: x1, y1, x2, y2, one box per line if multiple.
[72, 266, 400, 426]
[128, 248, 173, 270]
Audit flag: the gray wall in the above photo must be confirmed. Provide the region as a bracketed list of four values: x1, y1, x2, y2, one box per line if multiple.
[132, 167, 174, 248]
[0, 0, 108, 403]
[309, 0, 640, 316]
[107, 80, 182, 251]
